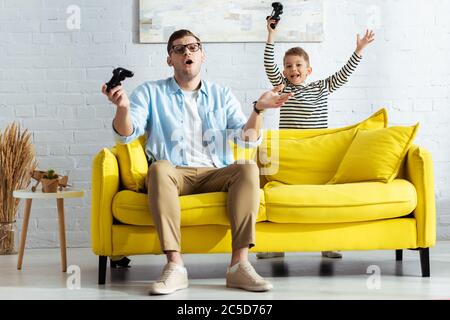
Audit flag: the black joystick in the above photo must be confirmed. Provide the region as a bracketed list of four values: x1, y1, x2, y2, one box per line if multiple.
[105, 67, 134, 92]
[266, 2, 284, 30]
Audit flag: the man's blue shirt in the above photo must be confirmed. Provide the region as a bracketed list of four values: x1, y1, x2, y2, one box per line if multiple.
[113, 77, 261, 167]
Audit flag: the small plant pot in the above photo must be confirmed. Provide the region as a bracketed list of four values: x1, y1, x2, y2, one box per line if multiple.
[42, 178, 59, 193]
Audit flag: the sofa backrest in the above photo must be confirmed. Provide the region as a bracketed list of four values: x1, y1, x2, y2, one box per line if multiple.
[257, 109, 388, 185]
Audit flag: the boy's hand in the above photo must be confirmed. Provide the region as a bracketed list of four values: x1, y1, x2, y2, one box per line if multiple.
[266, 17, 278, 33]
[356, 29, 375, 57]
[255, 84, 293, 110]
[266, 17, 278, 43]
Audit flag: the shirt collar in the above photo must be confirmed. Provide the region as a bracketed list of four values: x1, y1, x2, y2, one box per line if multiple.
[168, 76, 208, 96]
[286, 79, 307, 87]
[293, 81, 307, 87]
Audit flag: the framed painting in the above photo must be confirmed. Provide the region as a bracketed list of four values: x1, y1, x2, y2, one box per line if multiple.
[139, 0, 324, 43]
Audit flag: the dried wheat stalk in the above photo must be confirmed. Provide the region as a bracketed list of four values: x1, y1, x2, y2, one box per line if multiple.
[0, 122, 37, 254]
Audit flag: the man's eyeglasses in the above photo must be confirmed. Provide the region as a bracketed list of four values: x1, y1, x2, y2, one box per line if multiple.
[170, 42, 202, 54]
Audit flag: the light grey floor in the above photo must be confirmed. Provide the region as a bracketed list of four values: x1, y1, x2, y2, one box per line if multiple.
[1, 241, 450, 300]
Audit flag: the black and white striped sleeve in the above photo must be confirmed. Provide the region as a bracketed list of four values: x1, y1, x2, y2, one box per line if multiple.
[323, 52, 362, 93]
[264, 43, 284, 87]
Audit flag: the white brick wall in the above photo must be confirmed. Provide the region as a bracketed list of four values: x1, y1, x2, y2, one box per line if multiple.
[1, 0, 449, 248]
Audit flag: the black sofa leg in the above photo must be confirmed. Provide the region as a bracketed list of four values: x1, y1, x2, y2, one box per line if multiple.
[395, 249, 403, 261]
[99, 255, 107, 285]
[419, 248, 430, 277]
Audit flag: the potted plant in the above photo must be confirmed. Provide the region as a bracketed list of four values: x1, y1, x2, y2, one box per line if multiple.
[41, 169, 60, 193]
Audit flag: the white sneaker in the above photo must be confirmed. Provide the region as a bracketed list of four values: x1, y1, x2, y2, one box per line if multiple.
[256, 252, 285, 259]
[321, 251, 342, 259]
[226, 261, 273, 292]
[148, 262, 188, 295]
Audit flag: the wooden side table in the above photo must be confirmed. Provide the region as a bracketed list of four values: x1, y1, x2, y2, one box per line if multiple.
[13, 189, 85, 272]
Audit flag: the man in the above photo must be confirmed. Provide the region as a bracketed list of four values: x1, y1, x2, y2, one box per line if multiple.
[102, 29, 292, 295]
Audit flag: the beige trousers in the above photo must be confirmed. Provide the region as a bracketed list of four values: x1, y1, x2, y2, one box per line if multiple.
[146, 160, 260, 252]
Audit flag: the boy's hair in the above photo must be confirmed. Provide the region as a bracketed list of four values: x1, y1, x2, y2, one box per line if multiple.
[167, 29, 202, 54]
[283, 47, 310, 66]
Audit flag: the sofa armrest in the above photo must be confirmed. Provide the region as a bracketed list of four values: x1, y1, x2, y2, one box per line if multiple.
[91, 147, 120, 256]
[405, 145, 436, 248]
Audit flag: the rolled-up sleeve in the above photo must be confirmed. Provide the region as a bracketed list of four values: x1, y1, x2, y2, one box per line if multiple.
[112, 84, 150, 144]
[224, 87, 262, 149]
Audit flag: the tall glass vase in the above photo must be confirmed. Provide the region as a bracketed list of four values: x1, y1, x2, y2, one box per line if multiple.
[0, 221, 17, 255]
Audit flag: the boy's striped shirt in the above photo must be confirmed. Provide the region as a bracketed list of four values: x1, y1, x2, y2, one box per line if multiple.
[264, 43, 362, 129]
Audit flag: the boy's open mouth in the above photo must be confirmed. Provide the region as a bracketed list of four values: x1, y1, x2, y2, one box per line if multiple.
[185, 59, 193, 65]
[291, 74, 300, 79]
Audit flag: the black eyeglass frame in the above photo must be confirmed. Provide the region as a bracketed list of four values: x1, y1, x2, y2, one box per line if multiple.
[170, 42, 202, 54]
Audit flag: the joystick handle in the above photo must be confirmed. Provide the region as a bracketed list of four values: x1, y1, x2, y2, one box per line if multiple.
[266, 2, 283, 30]
[105, 67, 134, 92]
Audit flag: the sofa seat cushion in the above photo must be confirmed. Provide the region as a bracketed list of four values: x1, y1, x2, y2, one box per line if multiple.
[112, 189, 266, 226]
[264, 179, 417, 223]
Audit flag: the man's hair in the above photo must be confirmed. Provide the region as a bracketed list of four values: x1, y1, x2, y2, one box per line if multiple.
[283, 47, 310, 66]
[167, 29, 202, 54]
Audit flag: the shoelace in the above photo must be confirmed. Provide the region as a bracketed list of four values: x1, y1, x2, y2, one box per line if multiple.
[158, 265, 179, 283]
[241, 263, 264, 282]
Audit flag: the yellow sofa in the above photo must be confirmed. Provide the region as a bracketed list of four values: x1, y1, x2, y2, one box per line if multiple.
[91, 109, 436, 284]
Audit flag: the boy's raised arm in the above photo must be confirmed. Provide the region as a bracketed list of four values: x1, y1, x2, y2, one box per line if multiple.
[264, 17, 284, 87]
[324, 29, 375, 93]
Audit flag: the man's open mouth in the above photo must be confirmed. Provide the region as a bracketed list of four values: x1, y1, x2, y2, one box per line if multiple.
[185, 59, 193, 65]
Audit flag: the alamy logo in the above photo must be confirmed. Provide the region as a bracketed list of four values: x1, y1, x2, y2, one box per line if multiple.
[366, 5, 381, 30]
[168, 128, 280, 174]
[66, 265, 81, 289]
[258, 130, 279, 175]
[66, 5, 81, 30]
[366, 265, 381, 290]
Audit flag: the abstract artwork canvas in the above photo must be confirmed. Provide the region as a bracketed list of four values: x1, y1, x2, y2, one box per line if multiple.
[139, 0, 323, 43]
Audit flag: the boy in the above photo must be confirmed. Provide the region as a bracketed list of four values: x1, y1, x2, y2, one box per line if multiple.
[257, 18, 375, 259]
[265, 18, 374, 128]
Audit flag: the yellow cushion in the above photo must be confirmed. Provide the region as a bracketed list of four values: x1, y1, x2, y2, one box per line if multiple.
[260, 108, 387, 185]
[115, 138, 148, 192]
[112, 189, 267, 226]
[264, 179, 417, 223]
[328, 124, 419, 184]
